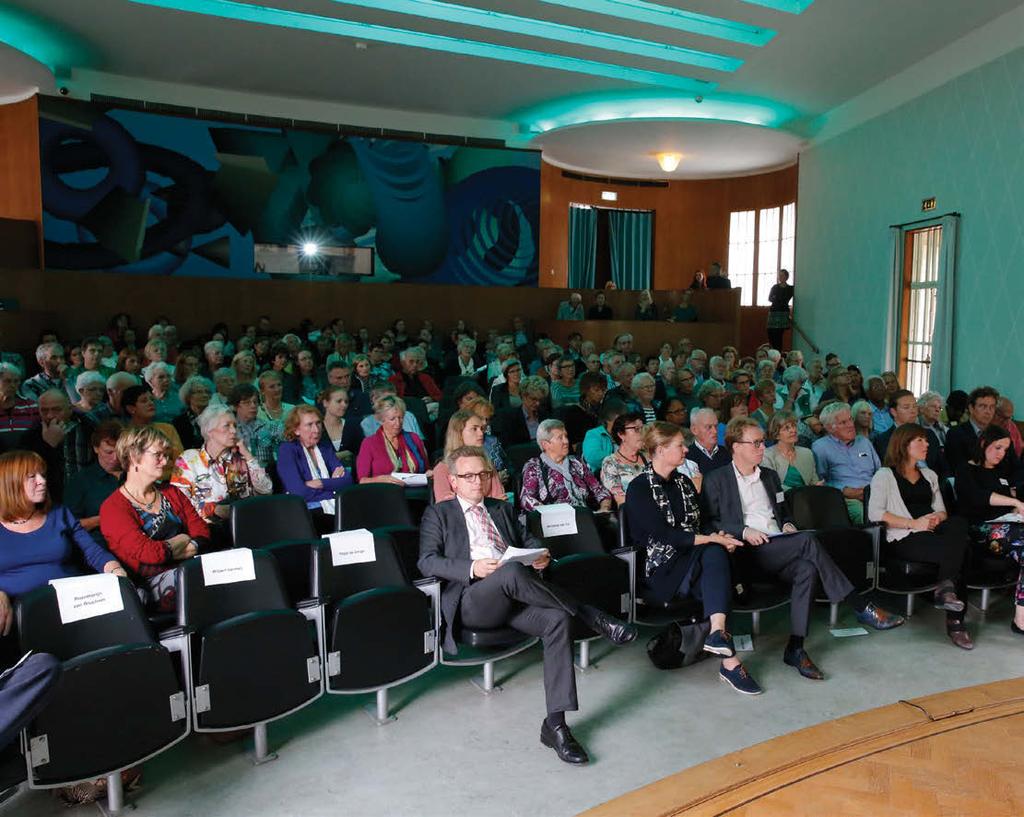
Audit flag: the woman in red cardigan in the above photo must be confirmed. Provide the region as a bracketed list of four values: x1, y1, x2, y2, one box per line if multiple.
[356, 395, 431, 482]
[100, 425, 210, 612]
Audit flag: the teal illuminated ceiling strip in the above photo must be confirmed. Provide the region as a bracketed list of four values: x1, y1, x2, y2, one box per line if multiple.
[129, 0, 716, 93]
[327, 0, 741, 72]
[537, 0, 775, 47]
[0, 6, 98, 74]
[738, 0, 814, 13]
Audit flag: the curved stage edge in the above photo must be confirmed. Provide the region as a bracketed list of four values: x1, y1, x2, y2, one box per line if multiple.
[580, 676, 1024, 817]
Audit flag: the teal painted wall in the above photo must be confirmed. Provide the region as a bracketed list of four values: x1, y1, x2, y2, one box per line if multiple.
[796, 45, 1024, 405]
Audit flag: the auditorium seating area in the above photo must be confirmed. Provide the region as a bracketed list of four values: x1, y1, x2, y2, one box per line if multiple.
[1, 304, 1022, 814]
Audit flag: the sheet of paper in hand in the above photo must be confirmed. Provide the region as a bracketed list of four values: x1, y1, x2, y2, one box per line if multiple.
[986, 512, 1024, 524]
[392, 472, 428, 487]
[325, 528, 376, 566]
[49, 573, 124, 624]
[201, 548, 256, 586]
[536, 503, 577, 536]
[499, 546, 549, 565]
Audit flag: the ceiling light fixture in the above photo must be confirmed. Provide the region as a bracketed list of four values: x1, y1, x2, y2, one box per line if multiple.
[129, 0, 716, 93]
[655, 152, 682, 172]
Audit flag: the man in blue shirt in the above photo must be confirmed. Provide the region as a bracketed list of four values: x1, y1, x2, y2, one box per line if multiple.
[812, 402, 880, 524]
[866, 377, 894, 437]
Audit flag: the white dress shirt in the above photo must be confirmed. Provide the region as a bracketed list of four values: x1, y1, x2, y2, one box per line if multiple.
[731, 464, 781, 534]
[458, 495, 505, 576]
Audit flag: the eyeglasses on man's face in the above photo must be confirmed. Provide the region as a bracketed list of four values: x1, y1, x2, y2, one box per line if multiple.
[455, 471, 494, 482]
[735, 438, 767, 448]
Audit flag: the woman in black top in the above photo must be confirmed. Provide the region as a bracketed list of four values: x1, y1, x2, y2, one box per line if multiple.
[954, 425, 1024, 634]
[625, 422, 761, 694]
[766, 269, 794, 350]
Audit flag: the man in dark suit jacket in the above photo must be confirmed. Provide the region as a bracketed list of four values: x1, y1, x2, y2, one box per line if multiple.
[702, 418, 904, 681]
[945, 387, 1023, 480]
[872, 390, 949, 479]
[493, 387, 551, 448]
[418, 445, 635, 765]
[705, 261, 732, 289]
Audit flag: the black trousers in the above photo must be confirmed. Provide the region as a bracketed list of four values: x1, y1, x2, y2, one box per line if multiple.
[886, 516, 969, 620]
[679, 544, 732, 617]
[0, 653, 62, 749]
[460, 562, 579, 715]
[746, 531, 854, 637]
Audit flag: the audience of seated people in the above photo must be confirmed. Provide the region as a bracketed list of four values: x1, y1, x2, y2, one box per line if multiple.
[6, 308, 1024, 769]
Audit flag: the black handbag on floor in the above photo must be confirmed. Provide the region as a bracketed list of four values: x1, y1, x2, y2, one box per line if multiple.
[646, 617, 711, 670]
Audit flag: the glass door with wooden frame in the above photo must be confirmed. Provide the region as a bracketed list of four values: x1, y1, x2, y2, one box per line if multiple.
[897, 225, 943, 396]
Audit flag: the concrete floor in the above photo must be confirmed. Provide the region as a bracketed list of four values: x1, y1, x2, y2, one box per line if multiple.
[6, 593, 1023, 817]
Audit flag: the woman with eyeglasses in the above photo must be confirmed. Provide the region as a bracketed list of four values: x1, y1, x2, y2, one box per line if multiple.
[99, 425, 210, 612]
[600, 412, 647, 506]
[762, 411, 822, 490]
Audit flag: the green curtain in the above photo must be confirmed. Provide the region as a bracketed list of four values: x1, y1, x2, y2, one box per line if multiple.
[608, 210, 652, 290]
[568, 205, 597, 289]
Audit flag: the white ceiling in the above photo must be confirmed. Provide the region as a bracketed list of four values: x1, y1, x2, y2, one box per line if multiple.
[537, 119, 802, 179]
[5, 0, 1024, 176]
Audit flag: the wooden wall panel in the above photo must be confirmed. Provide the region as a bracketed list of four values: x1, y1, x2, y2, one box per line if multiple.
[0, 268, 740, 361]
[539, 161, 797, 291]
[0, 97, 43, 266]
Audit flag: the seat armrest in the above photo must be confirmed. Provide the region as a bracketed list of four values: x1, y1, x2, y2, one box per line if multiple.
[611, 545, 634, 557]
[158, 625, 193, 641]
[414, 576, 439, 588]
[297, 596, 326, 610]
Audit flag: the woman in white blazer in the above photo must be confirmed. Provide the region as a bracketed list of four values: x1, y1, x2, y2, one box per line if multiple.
[868, 424, 972, 649]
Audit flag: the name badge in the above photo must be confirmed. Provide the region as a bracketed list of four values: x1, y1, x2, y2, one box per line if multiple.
[776, 492, 785, 503]
[1000, 478, 1009, 486]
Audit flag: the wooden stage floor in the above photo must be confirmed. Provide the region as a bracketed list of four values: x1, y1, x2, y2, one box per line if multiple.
[580, 676, 1024, 817]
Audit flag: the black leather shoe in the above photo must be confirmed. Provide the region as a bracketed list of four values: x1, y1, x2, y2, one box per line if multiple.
[540, 721, 590, 765]
[783, 647, 825, 680]
[589, 610, 638, 645]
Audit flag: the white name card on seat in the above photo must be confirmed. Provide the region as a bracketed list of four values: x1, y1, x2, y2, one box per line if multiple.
[536, 503, 577, 537]
[49, 574, 124, 624]
[324, 529, 376, 566]
[391, 472, 427, 487]
[201, 549, 256, 586]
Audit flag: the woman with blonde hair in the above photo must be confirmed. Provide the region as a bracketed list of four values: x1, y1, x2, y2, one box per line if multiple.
[432, 410, 507, 503]
[356, 395, 430, 483]
[624, 422, 757, 694]
[99, 425, 208, 612]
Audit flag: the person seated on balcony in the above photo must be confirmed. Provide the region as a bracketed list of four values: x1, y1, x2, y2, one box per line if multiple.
[555, 292, 584, 321]
[587, 291, 613, 320]
[634, 289, 659, 321]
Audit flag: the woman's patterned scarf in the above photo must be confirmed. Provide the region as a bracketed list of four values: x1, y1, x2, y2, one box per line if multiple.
[644, 464, 700, 578]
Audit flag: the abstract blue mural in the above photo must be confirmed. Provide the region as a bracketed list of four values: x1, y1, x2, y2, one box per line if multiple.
[39, 99, 540, 285]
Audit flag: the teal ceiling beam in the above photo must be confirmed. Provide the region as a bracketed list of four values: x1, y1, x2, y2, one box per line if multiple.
[0, 6, 98, 75]
[536, 0, 775, 47]
[326, 0, 742, 72]
[738, 0, 815, 13]
[129, 0, 717, 93]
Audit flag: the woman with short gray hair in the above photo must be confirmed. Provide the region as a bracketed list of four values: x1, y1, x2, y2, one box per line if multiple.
[173, 375, 215, 450]
[520, 418, 612, 515]
[171, 404, 272, 534]
[72, 370, 110, 422]
[143, 361, 183, 422]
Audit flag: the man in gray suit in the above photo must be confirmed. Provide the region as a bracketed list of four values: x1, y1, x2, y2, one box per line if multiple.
[702, 418, 904, 682]
[419, 445, 636, 765]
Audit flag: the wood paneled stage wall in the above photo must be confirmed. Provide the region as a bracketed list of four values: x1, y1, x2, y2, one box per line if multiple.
[538, 161, 798, 291]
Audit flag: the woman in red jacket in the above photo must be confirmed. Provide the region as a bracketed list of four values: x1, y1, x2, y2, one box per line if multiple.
[100, 425, 210, 612]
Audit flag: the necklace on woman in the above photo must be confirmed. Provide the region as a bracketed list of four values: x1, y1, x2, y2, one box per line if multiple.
[617, 449, 641, 465]
[265, 404, 282, 419]
[123, 484, 158, 509]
